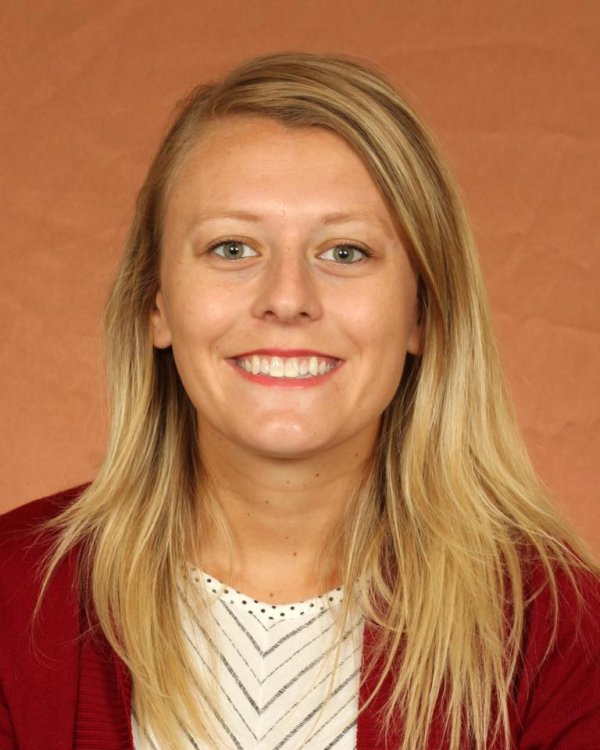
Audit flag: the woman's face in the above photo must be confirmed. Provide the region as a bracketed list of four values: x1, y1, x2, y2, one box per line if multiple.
[152, 116, 421, 462]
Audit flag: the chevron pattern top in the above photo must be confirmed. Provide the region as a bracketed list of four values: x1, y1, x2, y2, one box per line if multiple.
[132, 568, 364, 749]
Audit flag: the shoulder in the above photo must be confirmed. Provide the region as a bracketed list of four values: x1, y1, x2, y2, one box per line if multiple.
[525, 556, 600, 653]
[0, 484, 88, 561]
[0, 484, 88, 537]
[0, 482, 89, 644]
[0, 484, 88, 624]
[513, 557, 600, 748]
[0, 486, 92, 746]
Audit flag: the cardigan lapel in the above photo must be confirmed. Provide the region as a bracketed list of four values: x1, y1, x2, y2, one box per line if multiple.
[74, 622, 133, 749]
[357, 624, 451, 750]
[356, 622, 402, 750]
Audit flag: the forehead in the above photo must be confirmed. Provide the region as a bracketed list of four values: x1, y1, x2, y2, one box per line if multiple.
[176, 115, 367, 180]
[163, 116, 396, 231]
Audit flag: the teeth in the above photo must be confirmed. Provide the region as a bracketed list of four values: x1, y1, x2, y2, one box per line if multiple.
[270, 357, 284, 377]
[284, 358, 297, 377]
[237, 355, 337, 379]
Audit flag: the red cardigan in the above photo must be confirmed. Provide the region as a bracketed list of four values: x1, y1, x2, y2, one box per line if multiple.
[1, 487, 600, 749]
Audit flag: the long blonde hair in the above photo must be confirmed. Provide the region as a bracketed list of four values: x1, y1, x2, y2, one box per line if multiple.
[42, 52, 598, 749]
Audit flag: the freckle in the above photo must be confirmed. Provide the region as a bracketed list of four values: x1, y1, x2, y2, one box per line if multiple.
[269, 592, 274, 598]
[265, 500, 269, 504]
[293, 552, 297, 557]
[284, 536, 289, 540]
[315, 473, 320, 478]
[285, 480, 290, 484]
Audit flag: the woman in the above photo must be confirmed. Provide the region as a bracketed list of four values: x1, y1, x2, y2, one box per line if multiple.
[1, 53, 599, 750]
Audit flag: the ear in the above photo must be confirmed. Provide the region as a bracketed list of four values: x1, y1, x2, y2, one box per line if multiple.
[406, 320, 423, 356]
[151, 289, 173, 349]
[406, 292, 424, 356]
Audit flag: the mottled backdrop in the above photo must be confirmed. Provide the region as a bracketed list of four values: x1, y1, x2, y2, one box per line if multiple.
[1, 0, 598, 552]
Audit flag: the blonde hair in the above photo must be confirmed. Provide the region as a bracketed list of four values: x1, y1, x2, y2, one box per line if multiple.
[42, 52, 598, 749]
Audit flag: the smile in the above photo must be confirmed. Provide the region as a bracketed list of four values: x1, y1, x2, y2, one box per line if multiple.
[234, 354, 341, 380]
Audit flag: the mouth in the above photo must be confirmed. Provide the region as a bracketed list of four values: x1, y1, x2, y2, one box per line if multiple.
[231, 350, 342, 381]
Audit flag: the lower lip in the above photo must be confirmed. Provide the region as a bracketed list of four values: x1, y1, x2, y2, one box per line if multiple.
[228, 360, 342, 389]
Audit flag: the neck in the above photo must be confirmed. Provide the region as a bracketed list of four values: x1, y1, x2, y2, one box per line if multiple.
[194, 427, 375, 603]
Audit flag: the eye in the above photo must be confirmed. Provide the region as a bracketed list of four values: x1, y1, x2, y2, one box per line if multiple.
[210, 240, 258, 260]
[318, 244, 368, 264]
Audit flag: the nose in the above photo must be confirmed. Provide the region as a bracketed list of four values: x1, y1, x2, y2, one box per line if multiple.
[251, 248, 323, 324]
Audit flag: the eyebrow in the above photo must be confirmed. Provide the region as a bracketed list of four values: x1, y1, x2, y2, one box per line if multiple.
[189, 209, 394, 233]
[192, 210, 264, 223]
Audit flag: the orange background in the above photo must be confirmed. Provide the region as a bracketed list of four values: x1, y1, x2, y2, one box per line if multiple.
[1, 1, 598, 553]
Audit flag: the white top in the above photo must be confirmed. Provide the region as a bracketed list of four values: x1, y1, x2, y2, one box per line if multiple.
[132, 569, 364, 749]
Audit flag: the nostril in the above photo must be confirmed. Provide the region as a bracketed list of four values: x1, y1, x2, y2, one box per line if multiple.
[261, 309, 313, 324]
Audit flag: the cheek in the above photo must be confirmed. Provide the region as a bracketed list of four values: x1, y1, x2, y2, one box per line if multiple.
[352, 296, 413, 389]
[165, 279, 237, 346]
[349, 291, 412, 350]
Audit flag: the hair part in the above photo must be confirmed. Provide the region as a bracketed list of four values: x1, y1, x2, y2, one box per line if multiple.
[41, 52, 598, 749]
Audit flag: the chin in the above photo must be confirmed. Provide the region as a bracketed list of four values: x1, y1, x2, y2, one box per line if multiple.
[243, 427, 332, 460]
[250, 440, 328, 460]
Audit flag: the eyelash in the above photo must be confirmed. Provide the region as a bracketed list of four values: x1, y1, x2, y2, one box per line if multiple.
[206, 239, 372, 264]
[207, 240, 257, 260]
[318, 244, 370, 264]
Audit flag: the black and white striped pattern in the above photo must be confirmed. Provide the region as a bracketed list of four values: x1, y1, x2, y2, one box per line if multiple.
[132, 570, 363, 749]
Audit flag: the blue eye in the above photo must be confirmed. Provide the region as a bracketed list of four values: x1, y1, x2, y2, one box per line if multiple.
[319, 244, 367, 264]
[210, 241, 258, 260]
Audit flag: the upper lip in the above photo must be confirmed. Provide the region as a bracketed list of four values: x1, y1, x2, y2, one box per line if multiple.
[231, 348, 341, 360]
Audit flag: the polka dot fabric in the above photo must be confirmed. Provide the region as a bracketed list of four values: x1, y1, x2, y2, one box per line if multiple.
[192, 567, 345, 625]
